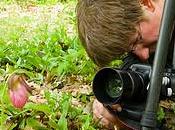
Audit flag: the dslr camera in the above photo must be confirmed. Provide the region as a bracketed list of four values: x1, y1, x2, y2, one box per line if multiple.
[93, 53, 175, 105]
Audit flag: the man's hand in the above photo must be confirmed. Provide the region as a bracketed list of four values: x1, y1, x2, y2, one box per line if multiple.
[92, 99, 122, 129]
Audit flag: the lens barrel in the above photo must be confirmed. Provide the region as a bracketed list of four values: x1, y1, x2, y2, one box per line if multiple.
[93, 67, 148, 104]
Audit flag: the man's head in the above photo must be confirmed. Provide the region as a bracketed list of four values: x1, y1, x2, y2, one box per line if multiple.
[77, 0, 164, 66]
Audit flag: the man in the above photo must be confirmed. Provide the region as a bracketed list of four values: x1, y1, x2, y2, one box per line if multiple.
[76, 0, 165, 129]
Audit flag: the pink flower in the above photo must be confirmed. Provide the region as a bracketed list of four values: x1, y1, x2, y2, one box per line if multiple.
[8, 74, 32, 109]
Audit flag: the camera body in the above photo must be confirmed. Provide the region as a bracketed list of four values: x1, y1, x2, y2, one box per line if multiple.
[93, 63, 175, 105]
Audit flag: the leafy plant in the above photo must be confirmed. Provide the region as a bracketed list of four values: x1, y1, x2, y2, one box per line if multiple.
[0, 1, 98, 129]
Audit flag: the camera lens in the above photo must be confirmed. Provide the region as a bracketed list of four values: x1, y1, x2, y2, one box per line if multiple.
[93, 68, 124, 104]
[105, 77, 123, 98]
[93, 67, 147, 104]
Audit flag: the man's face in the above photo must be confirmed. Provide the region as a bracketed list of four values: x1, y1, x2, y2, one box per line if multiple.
[132, 0, 164, 61]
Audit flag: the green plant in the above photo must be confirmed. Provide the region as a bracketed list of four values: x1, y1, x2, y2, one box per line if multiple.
[0, 1, 98, 129]
[0, 0, 95, 83]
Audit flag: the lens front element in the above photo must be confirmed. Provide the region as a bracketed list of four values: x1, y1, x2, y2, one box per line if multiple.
[106, 78, 123, 98]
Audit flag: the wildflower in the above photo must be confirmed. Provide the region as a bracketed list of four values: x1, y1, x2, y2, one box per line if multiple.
[8, 74, 32, 109]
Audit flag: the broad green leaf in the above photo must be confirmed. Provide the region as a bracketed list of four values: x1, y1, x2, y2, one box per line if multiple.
[48, 119, 59, 129]
[26, 118, 48, 130]
[24, 103, 51, 115]
[57, 116, 68, 130]
[13, 69, 35, 79]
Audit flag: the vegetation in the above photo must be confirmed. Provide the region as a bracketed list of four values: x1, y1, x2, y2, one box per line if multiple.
[0, 0, 99, 129]
[1, 0, 174, 130]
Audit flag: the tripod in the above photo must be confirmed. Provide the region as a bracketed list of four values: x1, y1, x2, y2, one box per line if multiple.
[141, 0, 175, 129]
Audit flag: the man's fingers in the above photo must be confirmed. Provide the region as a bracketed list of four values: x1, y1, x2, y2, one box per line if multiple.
[100, 117, 114, 129]
[92, 99, 122, 129]
[111, 104, 122, 112]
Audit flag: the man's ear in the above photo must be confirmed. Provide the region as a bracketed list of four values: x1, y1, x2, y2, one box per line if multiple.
[140, 0, 155, 12]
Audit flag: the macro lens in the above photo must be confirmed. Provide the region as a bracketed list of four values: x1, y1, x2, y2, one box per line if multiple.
[93, 67, 148, 104]
[105, 74, 123, 98]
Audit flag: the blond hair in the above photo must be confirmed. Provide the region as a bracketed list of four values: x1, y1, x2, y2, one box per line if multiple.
[77, 0, 144, 66]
